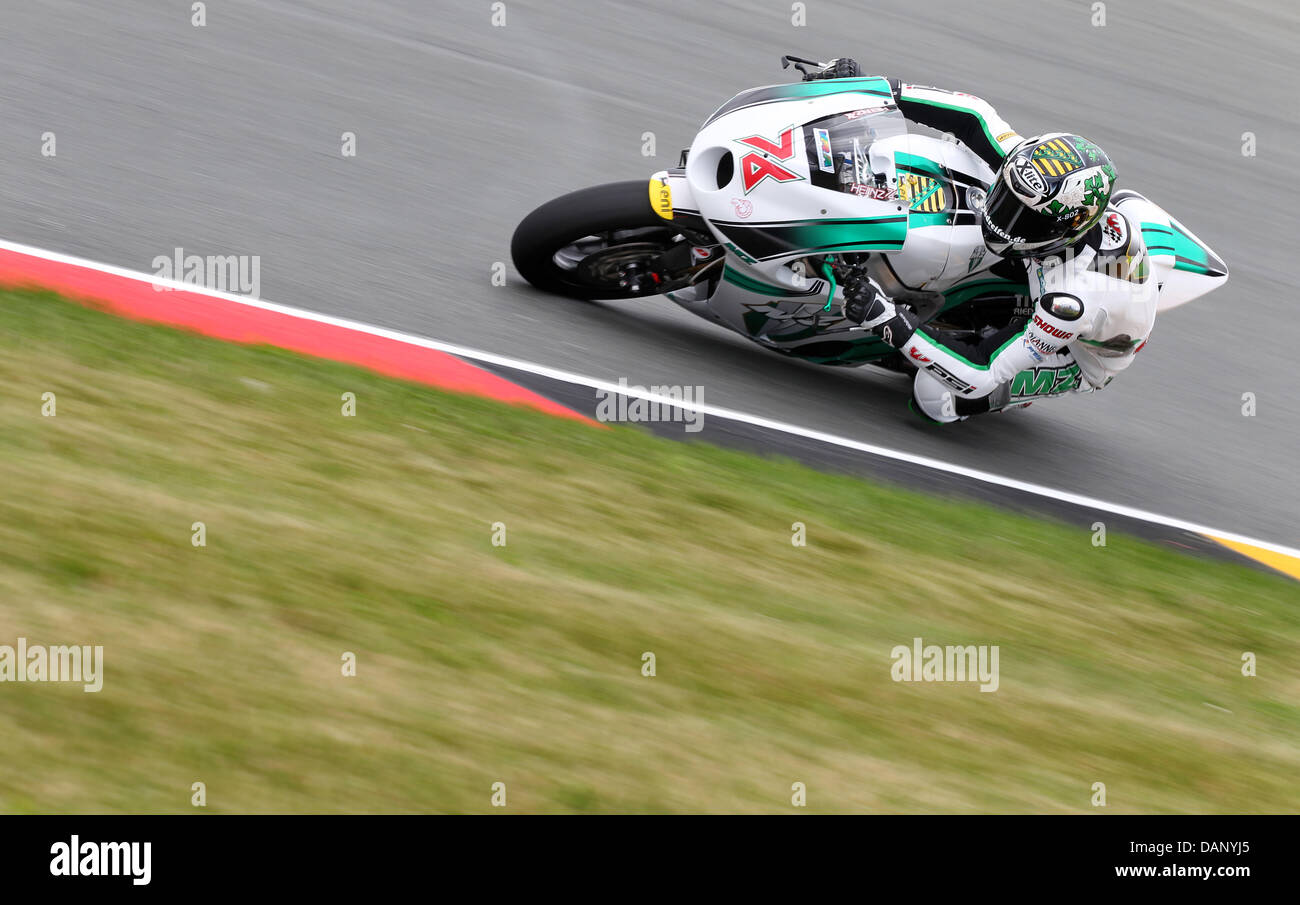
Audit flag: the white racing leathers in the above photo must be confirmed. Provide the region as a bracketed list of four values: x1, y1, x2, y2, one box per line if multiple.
[873, 83, 1163, 421]
[896, 198, 1160, 422]
[890, 82, 1025, 168]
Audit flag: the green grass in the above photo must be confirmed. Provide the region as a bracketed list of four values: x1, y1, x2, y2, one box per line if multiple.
[0, 287, 1296, 813]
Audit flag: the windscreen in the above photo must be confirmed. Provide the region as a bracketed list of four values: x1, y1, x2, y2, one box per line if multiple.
[802, 106, 909, 199]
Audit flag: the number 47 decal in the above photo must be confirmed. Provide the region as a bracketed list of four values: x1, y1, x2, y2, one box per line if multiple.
[736, 126, 805, 194]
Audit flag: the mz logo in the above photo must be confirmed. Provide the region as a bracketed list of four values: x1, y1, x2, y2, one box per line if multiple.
[1010, 363, 1081, 398]
[736, 127, 804, 194]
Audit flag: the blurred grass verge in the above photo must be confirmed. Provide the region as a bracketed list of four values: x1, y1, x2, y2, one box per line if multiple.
[0, 287, 1296, 813]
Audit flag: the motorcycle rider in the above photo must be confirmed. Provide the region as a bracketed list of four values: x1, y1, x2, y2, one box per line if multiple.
[807, 59, 1158, 423]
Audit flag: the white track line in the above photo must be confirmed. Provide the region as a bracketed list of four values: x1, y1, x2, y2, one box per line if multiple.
[4, 236, 1297, 562]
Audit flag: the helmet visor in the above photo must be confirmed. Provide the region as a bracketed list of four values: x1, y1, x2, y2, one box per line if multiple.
[981, 177, 1091, 257]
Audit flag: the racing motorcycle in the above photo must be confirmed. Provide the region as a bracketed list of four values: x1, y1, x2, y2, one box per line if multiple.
[511, 57, 1227, 376]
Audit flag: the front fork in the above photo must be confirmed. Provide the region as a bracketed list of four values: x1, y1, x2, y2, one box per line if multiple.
[646, 169, 724, 292]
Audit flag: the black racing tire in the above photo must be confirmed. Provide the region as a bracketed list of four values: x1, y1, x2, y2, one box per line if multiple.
[511, 181, 676, 300]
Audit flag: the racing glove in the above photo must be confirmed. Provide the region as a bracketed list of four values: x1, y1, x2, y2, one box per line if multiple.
[842, 270, 895, 327]
[805, 58, 863, 81]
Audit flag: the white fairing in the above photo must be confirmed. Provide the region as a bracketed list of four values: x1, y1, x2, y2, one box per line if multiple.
[654, 80, 1227, 378]
[869, 133, 997, 291]
[684, 88, 901, 280]
[1112, 193, 1229, 311]
[681, 88, 996, 294]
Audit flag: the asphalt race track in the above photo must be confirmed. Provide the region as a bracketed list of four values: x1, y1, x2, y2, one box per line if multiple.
[1, 0, 1296, 546]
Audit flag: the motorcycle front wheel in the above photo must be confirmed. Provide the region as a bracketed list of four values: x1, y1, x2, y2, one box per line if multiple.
[511, 181, 680, 300]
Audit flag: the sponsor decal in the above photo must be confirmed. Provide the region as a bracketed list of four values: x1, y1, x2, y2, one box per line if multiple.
[1032, 313, 1074, 340]
[848, 183, 896, 201]
[967, 245, 987, 273]
[843, 106, 888, 120]
[731, 197, 753, 219]
[995, 130, 1020, 143]
[1010, 363, 1082, 398]
[898, 173, 946, 213]
[1024, 333, 1055, 356]
[1010, 155, 1047, 197]
[926, 361, 977, 394]
[908, 345, 932, 364]
[814, 127, 835, 173]
[737, 127, 797, 159]
[649, 178, 673, 220]
[984, 216, 1020, 244]
[739, 297, 830, 336]
[1030, 137, 1084, 176]
[1101, 211, 1126, 248]
[735, 126, 804, 194]
[739, 153, 802, 193]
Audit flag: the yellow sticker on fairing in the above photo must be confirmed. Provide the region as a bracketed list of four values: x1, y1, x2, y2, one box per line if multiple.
[898, 174, 946, 213]
[649, 178, 673, 220]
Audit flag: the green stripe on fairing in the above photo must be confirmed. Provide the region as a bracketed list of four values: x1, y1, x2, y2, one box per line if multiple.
[786, 76, 894, 99]
[795, 219, 907, 246]
[734, 218, 907, 258]
[907, 211, 949, 229]
[1141, 221, 1214, 275]
[794, 239, 905, 255]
